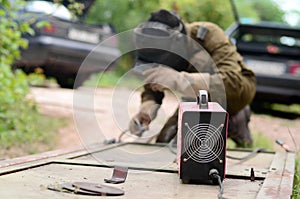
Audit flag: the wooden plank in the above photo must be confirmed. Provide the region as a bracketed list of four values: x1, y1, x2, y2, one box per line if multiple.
[278, 152, 295, 198]
[226, 150, 274, 178]
[256, 152, 295, 199]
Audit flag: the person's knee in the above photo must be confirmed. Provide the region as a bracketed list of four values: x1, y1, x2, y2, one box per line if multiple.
[156, 124, 177, 143]
[228, 105, 253, 147]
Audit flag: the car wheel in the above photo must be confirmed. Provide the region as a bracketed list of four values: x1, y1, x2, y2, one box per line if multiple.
[56, 73, 89, 89]
[250, 101, 272, 113]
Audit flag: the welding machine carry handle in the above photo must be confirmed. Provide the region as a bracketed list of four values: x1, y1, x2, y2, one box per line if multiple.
[197, 90, 208, 109]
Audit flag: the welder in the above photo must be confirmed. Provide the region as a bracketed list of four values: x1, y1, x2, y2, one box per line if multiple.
[129, 9, 256, 147]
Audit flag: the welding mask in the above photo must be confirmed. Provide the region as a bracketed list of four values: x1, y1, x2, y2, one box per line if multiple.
[133, 9, 189, 72]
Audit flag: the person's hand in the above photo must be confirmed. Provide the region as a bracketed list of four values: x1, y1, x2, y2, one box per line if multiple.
[129, 112, 150, 136]
[143, 65, 210, 98]
[128, 100, 160, 135]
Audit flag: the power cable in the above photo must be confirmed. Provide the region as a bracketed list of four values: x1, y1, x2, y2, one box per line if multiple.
[209, 169, 226, 199]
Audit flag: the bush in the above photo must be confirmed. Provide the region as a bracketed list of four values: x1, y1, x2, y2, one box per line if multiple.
[0, 64, 37, 146]
[0, 0, 51, 152]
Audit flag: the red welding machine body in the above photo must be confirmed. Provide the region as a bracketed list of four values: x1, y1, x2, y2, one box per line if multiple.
[177, 99, 228, 184]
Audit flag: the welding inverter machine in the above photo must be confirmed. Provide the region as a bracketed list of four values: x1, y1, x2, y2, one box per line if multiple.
[177, 90, 229, 184]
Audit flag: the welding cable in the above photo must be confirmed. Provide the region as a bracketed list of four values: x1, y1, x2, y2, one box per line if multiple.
[167, 137, 177, 155]
[103, 129, 131, 144]
[209, 169, 227, 199]
[216, 175, 224, 199]
[116, 129, 161, 143]
[226, 147, 265, 161]
[117, 130, 128, 142]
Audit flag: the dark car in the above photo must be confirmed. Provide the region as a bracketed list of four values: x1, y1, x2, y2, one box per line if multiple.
[12, 0, 121, 88]
[225, 22, 300, 105]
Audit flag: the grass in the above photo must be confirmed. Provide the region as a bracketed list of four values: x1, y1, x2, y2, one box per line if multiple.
[272, 103, 300, 115]
[0, 109, 67, 158]
[84, 71, 122, 88]
[294, 157, 300, 198]
[227, 131, 274, 151]
[84, 70, 143, 89]
[293, 158, 300, 198]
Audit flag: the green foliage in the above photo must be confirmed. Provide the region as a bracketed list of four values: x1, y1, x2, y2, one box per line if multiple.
[0, 0, 81, 156]
[0, 66, 43, 152]
[271, 104, 300, 115]
[0, 2, 29, 65]
[227, 131, 274, 150]
[251, 0, 285, 22]
[0, 1, 30, 133]
[84, 70, 143, 89]
[0, 63, 50, 151]
[0, 109, 67, 157]
[86, 0, 285, 33]
[293, 157, 300, 198]
[0, 0, 51, 153]
[86, 0, 233, 30]
[252, 132, 274, 150]
[235, 0, 285, 23]
[159, 0, 233, 29]
[86, 0, 159, 32]
[86, 0, 285, 74]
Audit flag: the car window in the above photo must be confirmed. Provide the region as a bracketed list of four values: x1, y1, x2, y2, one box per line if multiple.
[24, 0, 73, 21]
[239, 32, 300, 48]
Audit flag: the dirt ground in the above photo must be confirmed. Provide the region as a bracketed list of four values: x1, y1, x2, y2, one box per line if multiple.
[30, 86, 300, 153]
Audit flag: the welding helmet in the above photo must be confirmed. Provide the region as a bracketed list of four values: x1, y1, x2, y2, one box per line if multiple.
[133, 9, 189, 71]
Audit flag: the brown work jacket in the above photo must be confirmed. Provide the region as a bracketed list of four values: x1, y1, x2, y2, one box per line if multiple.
[141, 21, 256, 115]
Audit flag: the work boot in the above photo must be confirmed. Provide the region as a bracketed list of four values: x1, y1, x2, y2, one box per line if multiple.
[156, 109, 178, 143]
[228, 105, 253, 148]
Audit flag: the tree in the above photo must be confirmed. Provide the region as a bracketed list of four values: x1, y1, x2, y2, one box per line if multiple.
[236, 0, 285, 23]
[86, 0, 159, 32]
[85, 0, 236, 73]
[86, 0, 285, 33]
[85, 0, 285, 73]
[253, 0, 285, 22]
[86, 0, 234, 31]
[160, 0, 233, 29]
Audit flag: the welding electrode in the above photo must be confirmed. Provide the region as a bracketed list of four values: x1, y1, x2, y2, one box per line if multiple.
[275, 139, 292, 152]
[133, 118, 148, 137]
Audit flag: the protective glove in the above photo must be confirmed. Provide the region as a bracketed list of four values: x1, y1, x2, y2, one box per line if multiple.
[143, 66, 210, 98]
[129, 100, 160, 135]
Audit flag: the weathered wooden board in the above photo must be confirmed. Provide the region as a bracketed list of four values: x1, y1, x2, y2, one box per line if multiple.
[0, 143, 295, 199]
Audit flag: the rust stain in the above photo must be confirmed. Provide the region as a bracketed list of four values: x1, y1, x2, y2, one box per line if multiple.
[265, 187, 279, 198]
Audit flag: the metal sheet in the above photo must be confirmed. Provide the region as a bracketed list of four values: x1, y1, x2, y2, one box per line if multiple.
[0, 143, 295, 199]
[0, 162, 263, 199]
